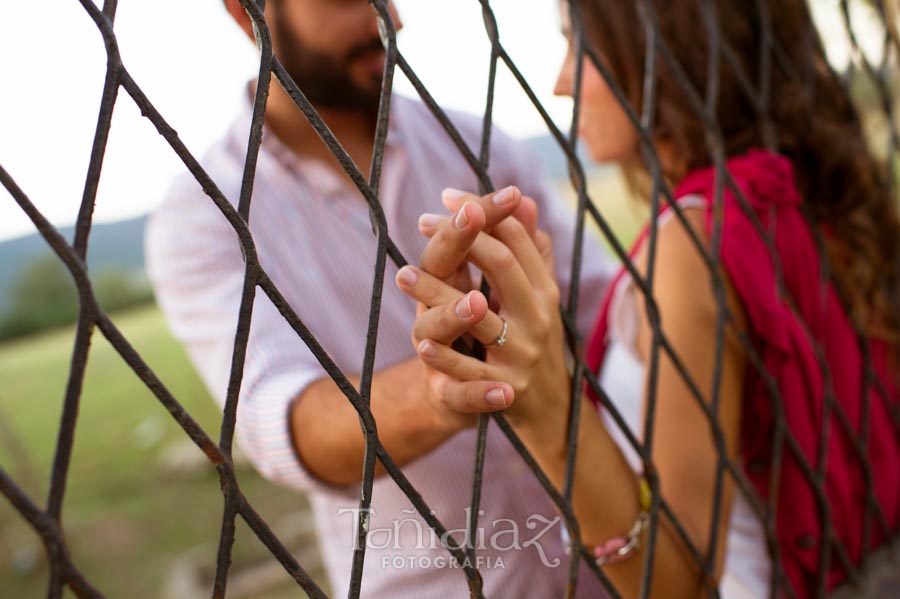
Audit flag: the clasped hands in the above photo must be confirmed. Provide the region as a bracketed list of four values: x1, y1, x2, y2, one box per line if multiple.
[395, 186, 570, 434]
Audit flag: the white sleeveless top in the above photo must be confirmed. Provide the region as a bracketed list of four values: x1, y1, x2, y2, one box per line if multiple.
[596, 195, 771, 598]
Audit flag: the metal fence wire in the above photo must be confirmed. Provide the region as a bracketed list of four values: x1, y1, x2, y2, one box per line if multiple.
[1, 0, 899, 597]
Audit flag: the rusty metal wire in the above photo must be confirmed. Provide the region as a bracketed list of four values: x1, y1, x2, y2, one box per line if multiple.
[1, 0, 898, 598]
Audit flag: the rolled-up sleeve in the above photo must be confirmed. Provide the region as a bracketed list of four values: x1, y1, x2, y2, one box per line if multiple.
[145, 180, 341, 494]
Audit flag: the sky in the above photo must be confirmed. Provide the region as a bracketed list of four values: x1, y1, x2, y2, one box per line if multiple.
[0, 0, 885, 242]
[0, 0, 572, 243]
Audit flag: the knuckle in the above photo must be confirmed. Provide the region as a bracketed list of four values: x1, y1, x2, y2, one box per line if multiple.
[444, 351, 460, 372]
[438, 306, 457, 331]
[537, 232, 556, 261]
[494, 217, 528, 245]
[433, 224, 452, 247]
[520, 343, 540, 366]
[473, 365, 491, 381]
[503, 218, 528, 242]
[512, 376, 529, 397]
[421, 281, 442, 305]
[426, 229, 455, 269]
[431, 376, 452, 406]
[536, 230, 552, 250]
[438, 391, 452, 408]
[428, 372, 447, 400]
[465, 385, 482, 411]
[493, 247, 517, 272]
[544, 283, 561, 307]
[533, 311, 552, 335]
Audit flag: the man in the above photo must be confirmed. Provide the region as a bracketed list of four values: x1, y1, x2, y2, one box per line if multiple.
[146, 0, 615, 596]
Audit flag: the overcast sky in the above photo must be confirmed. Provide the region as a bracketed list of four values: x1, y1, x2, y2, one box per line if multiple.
[0, 0, 884, 242]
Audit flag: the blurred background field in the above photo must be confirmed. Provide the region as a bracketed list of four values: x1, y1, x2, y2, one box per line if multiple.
[0, 305, 325, 598]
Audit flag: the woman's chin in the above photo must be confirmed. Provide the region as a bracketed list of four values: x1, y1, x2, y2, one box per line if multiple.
[584, 144, 620, 166]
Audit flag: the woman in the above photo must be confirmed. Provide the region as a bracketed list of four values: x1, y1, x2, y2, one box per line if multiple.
[395, 0, 900, 597]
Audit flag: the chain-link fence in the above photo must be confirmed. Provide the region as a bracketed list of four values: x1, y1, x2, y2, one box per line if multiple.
[1, 0, 899, 597]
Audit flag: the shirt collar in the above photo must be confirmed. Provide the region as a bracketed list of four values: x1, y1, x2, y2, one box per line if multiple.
[233, 82, 404, 185]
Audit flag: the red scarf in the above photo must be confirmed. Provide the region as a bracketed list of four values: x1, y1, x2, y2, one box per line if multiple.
[585, 150, 900, 597]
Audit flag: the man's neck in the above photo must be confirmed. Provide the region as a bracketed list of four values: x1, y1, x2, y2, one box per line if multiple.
[263, 83, 378, 183]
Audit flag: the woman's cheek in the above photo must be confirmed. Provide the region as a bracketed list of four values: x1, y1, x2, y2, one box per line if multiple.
[583, 120, 619, 164]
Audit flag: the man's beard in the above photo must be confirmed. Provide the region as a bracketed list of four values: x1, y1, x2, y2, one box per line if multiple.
[274, 11, 384, 115]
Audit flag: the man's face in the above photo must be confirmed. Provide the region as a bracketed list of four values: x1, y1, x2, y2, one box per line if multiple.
[270, 0, 401, 114]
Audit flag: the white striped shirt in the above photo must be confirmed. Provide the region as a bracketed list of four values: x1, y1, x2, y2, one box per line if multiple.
[146, 94, 616, 598]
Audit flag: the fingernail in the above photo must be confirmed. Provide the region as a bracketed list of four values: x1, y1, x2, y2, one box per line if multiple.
[486, 387, 508, 407]
[418, 213, 442, 230]
[455, 293, 473, 319]
[442, 188, 466, 204]
[492, 186, 516, 206]
[455, 203, 471, 229]
[418, 339, 437, 358]
[396, 266, 418, 287]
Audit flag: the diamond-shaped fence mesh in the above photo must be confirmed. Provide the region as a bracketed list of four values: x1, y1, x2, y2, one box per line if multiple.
[1, 0, 899, 597]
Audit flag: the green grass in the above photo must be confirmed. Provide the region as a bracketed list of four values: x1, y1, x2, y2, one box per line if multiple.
[0, 305, 320, 598]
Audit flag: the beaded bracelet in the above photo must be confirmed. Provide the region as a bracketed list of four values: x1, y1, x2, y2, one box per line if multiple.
[594, 477, 652, 566]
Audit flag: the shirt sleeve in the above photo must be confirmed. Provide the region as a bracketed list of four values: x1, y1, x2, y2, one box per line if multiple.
[145, 180, 349, 495]
[491, 132, 618, 339]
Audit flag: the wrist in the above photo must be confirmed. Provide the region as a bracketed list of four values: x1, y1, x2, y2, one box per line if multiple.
[505, 397, 570, 461]
[506, 363, 572, 449]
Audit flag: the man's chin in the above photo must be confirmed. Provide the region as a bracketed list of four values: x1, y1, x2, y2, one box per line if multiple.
[347, 75, 384, 112]
[318, 91, 381, 116]
[364, 76, 384, 99]
[357, 53, 387, 80]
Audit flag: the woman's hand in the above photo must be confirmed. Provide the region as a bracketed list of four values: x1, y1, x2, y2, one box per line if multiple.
[396, 187, 570, 432]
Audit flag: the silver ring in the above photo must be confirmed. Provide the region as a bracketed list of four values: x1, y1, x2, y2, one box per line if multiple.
[486, 318, 508, 348]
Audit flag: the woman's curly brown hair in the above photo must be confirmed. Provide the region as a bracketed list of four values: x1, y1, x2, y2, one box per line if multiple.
[578, 0, 900, 340]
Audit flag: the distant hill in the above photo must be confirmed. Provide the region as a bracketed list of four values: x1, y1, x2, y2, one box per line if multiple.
[525, 134, 596, 182]
[0, 135, 599, 312]
[0, 217, 147, 311]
